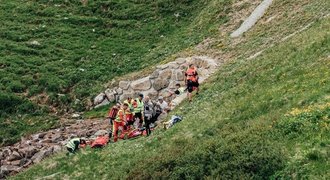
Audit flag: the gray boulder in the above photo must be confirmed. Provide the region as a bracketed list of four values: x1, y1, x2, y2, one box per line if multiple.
[7, 151, 21, 161]
[115, 88, 123, 95]
[93, 130, 109, 137]
[158, 69, 172, 79]
[119, 81, 130, 90]
[156, 64, 168, 70]
[93, 93, 105, 105]
[31, 147, 53, 163]
[153, 78, 169, 91]
[0, 165, 21, 177]
[94, 99, 110, 109]
[168, 62, 179, 69]
[18, 146, 37, 158]
[105, 89, 117, 102]
[130, 77, 151, 91]
[150, 70, 159, 79]
[174, 69, 184, 81]
[143, 88, 159, 100]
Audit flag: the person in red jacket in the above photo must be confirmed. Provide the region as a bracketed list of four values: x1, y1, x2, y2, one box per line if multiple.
[107, 103, 121, 125]
[184, 64, 199, 102]
[112, 103, 128, 142]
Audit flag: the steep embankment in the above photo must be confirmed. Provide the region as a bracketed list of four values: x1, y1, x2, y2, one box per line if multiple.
[10, 0, 330, 179]
[0, 0, 230, 146]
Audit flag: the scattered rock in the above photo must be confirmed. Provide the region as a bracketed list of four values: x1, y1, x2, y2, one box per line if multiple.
[2, 148, 11, 158]
[0, 151, 4, 161]
[27, 40, 41, 46]
[156, 64, 168, 70]
[130, 77, 152, 91]
[0, 165, 21, 177]
[22, 160, 32, 168]
[94, 99, 110, 109]
[38, 132, 47, 139]
[7, 151, 21, 161]
[31, 147, 53, 164]
[105, 89, 116, 102]
[93, 130, 109, 137]
[51, 134, 62, 142]
[18, 147, 37, 158]
[53, 145, 62, 154]
[71, 113, 81, 118]
[119, 81, 130, 90]
[42, 139, 54, 144]
[93, 93, 105, 105]
[10, 160, 21, 166]
[115, 88, 123, 95]
[153, 78, 170, 91]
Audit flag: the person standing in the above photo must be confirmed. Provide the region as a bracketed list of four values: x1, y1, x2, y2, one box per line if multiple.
[113, 103, 128, 142]
[184, 64, 199, 102]
[124, 97, 134, 130]
[107, 103, 121, 125]
[133, 94, 144, 127]
[143, 96, 154, 136]
[107, 103, 121, 138]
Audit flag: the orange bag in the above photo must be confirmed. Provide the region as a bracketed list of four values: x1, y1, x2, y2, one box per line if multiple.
[91, 136, 109, 148]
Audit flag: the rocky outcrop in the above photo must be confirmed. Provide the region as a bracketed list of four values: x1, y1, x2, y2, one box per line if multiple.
[93, 56, 218, 108]
[130, 77, 152, 91]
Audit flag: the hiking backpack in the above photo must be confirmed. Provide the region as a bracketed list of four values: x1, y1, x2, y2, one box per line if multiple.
[108, 107, 119, 119]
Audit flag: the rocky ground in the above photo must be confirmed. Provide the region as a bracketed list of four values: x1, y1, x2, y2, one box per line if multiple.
[0, 119, 109, 178]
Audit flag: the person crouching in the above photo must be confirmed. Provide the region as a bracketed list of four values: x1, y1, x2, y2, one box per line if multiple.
[66, 138, 87, 154]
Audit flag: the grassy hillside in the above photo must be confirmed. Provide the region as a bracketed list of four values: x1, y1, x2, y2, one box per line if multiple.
[0, 0, 231, 146]
[12, 0, 330, 179]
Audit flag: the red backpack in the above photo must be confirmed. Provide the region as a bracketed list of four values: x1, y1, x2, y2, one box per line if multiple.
[128, 129, 142, 139]
[91, 136, 109, 148]
[108, 106, 119, 119]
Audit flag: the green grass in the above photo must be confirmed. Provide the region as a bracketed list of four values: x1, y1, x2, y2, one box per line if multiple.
[12, 0, 330, 179]
[83, 104, 112, 119]
[0, 0, 231, 146]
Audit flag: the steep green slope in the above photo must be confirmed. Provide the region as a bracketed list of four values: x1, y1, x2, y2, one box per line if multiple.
[12, 0, 330, 179]
[0, 0, 230, 146]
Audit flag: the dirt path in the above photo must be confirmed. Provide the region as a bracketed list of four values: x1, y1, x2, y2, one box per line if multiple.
[230, 0, 273, 38]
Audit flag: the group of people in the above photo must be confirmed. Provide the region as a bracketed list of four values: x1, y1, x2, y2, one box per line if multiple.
[66, 64, 200, 153]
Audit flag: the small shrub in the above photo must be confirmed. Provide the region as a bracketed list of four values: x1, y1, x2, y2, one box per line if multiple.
[7, 81, 26, 93]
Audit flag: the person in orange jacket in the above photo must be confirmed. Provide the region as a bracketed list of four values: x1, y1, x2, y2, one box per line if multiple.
[184, 64, 199, 102]
[112, 103, 129, 142]
[124, 97, 134, 130]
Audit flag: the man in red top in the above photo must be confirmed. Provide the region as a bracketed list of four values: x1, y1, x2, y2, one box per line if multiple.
[112, 103, 128, 142]
[107, 103, 121, 125]
[184, 64, 199, 102]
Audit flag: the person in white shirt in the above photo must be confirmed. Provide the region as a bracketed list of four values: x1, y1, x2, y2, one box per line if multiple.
[157, 96, 169, 113]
